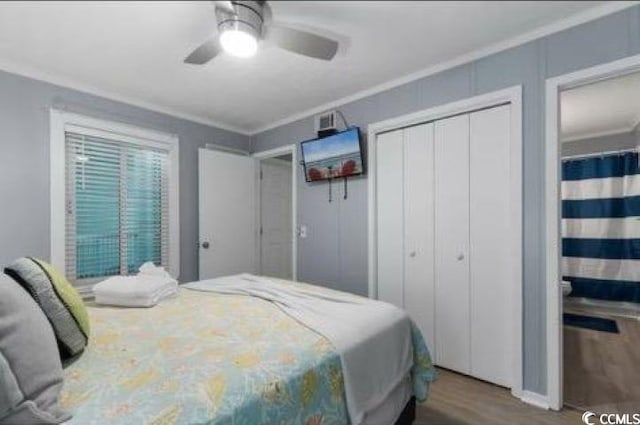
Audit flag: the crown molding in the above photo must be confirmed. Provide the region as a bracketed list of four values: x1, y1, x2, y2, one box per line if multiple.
[0, 1, 635, 137]
[561, 125, 637, 143]
[249, 1, 638, 135]
[562, 113, 640, 143]
[0, 58, 251, 136]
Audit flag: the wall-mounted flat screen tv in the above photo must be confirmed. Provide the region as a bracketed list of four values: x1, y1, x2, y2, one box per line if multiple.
[301, 127, 364, 182]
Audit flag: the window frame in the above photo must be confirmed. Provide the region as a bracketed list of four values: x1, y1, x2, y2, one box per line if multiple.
[50, 110, 180, 294]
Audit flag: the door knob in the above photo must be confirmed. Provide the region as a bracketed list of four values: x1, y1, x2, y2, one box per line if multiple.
[409, 251, 416, 258]
[202, 241, 210, 249]
[457, 253, 464, 261]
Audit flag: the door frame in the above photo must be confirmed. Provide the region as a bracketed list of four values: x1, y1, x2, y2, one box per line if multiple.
[544, 53, 640, 411]
[253, 144, 298, 280]
[367, 85, 523, 398]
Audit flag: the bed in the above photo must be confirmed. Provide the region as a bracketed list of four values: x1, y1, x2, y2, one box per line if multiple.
[60, 276, 435, 425]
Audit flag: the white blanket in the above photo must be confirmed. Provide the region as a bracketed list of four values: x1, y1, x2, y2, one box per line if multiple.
[184, 274, 413, 425]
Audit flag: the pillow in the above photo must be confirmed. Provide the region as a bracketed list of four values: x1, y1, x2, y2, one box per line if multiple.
[0, 273, 71, 424]
[5, 257, 89, 359]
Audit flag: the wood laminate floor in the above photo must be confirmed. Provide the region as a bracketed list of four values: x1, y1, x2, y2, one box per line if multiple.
[563, 309, 640, 414]
[415, 368, 582, 425]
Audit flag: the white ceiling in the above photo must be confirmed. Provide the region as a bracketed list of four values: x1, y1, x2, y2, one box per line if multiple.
[561, 71, 640, 142]
[0, 1, 627, 134]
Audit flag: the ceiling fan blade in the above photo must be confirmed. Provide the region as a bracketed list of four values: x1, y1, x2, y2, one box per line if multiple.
[267, 25, 339, 61]
[184, 37, 221, 65]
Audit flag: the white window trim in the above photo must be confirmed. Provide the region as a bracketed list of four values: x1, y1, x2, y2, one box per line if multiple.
[50, 109, 180, 291]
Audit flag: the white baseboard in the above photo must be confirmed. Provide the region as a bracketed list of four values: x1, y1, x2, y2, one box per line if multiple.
[520, 391, 550, 410]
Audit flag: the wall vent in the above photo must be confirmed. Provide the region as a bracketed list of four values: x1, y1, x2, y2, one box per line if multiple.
[315, 110, 338, 137]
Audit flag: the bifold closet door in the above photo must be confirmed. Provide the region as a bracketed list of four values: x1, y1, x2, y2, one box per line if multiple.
[434, 114, 470, 373]
[376, 129, 404, 307]
[403, 123, 436, 349]
[469, 105, 512, 387]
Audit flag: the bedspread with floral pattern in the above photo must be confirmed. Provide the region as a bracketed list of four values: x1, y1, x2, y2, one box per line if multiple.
[61, 284, 434, 425]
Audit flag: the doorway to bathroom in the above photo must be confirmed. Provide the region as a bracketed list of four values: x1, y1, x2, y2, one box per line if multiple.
[548, 60, 640, 413]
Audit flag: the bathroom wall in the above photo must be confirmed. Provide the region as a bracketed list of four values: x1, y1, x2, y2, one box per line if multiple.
[562, 127, 639, 157]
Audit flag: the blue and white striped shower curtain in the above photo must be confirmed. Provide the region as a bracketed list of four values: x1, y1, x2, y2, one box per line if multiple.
[562, 151, 640, 303]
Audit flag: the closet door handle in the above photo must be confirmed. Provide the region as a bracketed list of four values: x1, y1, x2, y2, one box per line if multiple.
[457, 253, 465, 261]
[409, 251, 416, 258]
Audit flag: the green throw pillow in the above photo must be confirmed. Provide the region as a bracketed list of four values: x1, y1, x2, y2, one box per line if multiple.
[5, 257, 89, 359]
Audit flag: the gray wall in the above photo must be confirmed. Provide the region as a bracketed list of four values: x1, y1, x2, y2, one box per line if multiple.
[252, 6, 640, 395]
[0, 70, 250, 283]
[562, 128, 639, 157]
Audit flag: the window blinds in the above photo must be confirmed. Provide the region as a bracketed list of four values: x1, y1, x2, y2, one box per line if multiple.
[65, 131, 169, 283]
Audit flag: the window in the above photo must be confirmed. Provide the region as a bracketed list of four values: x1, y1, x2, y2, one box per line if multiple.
[51, 111, 179, 291]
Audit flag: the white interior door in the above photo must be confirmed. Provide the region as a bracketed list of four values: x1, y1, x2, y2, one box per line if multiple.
[376, 129, 405, 307]
[198, 149, 257, 280]
[259, 157, 293, 279]
[469, 105, 512, 387]
[435, 114, 471, 373]
[404, 123, 436, 350]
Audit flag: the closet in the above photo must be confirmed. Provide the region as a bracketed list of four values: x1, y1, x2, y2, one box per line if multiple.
[375, 104, 514, 387]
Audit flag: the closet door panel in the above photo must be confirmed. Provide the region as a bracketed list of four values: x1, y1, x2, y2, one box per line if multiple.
[469, 105, 512, 387]
[404, 123, 436, 349]
[435, 114, 470, 373]
[376, 129, 405, 307]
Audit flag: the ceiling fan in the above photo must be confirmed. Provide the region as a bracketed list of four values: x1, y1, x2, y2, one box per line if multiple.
[184, 0, 340, 64]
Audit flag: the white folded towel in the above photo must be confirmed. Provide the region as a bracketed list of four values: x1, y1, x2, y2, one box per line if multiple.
[93, 273, 178, 307]
[138, 262, 173, 278]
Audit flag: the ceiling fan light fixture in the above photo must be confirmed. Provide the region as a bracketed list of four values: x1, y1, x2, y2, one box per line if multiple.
[217, 2, 263, 59]
[184, 1, 340, 65]
[220, 28, 258, 58]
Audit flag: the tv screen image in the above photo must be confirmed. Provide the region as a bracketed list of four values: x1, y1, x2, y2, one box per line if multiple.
[301, 128, 364, 182]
